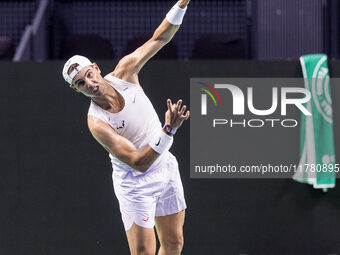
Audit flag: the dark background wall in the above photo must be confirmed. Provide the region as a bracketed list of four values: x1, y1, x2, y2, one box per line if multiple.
[255, 0, 325, 59]
[1, 60, 340, 255]
[51, 0, 249, 60]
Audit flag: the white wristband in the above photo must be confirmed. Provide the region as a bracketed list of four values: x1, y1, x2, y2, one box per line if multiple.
[149, 130, 174, 155]
[166, 1, 187, 25]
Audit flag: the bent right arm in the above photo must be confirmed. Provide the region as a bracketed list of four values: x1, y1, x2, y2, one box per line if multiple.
[88, 115, 160, 173]
[87, 99, 190, 173]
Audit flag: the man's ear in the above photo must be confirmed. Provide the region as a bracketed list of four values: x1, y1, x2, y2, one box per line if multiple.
[92, 62, 101, 74]
[69, 84, 80, 93]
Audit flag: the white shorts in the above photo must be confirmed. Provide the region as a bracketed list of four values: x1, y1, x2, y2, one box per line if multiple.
[112, 153, 186, 231]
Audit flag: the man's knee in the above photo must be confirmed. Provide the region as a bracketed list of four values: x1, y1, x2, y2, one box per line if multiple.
[162, 235, 184, 253]
[134, 244, 155, 255]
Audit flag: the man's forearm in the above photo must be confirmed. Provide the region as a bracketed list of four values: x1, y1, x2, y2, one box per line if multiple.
[132, 146, 160, 173]
[132, 130, 173, 173]
[152, 0, 191, 43]
[152, 19, 180, 44]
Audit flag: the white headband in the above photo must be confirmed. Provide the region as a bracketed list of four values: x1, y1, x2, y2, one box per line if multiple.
[62, 55, 92, 84]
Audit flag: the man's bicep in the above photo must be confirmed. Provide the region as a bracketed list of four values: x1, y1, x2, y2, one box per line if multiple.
[88, 117, 138, 162]
[114, 39, 164, 77]
[131, 39, 164, 72]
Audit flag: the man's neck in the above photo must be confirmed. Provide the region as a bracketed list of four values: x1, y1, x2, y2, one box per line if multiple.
[92, 80, 124, 113]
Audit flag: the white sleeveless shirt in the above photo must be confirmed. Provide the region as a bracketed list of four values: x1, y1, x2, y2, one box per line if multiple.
[88, 74, 167, 177]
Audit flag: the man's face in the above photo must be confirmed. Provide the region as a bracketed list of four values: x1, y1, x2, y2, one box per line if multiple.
[69, 63, 103, 97]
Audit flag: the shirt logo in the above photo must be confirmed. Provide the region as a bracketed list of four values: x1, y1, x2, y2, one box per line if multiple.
[142, 217, 149, 222]
[155, 138, 161, 146]
[116, 120, 125, 130]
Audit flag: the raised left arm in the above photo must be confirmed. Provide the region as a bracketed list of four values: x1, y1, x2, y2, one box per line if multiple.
[111, 0, 191, 84]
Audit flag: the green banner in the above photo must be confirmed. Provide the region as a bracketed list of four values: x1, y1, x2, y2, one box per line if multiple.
[293, 54, 336, 190]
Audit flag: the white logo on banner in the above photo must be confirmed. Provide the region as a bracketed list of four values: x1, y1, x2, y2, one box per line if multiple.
[312, 61, 333, 123]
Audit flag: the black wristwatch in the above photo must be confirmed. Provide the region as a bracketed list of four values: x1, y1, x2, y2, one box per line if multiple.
[163, 125, 177, 135]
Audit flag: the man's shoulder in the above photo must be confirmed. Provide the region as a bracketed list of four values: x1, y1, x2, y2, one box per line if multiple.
[87, 115, 120, 148]
[87, 115, 111, 135]
[109, 60, 141, 86]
